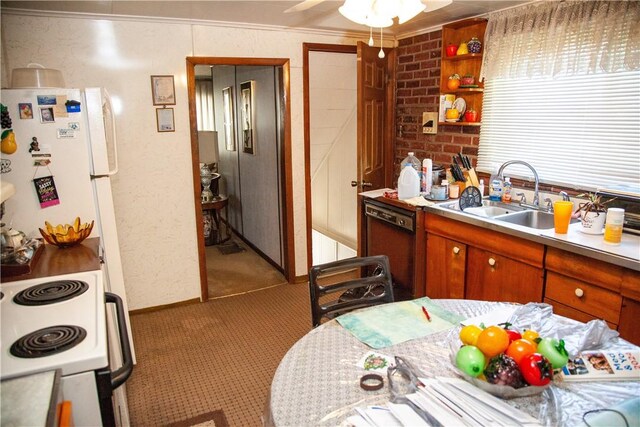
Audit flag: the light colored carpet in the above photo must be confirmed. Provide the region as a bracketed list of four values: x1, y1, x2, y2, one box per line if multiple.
[205, 239, 287, 299]
[126, 283, 311, 426]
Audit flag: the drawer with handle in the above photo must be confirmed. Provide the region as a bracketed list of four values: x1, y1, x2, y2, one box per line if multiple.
[545, 271, 622, 324]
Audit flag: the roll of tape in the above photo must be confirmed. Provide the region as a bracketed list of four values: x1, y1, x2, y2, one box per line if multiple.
[360, 373, 384, 391]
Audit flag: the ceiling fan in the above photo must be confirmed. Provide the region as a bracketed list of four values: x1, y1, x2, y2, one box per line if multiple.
[284, 0, 454, 19]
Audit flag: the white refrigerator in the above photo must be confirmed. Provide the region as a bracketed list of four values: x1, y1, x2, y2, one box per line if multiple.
[0, 87, 135, 424]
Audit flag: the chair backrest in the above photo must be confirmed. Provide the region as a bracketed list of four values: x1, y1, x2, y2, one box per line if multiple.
[309, 255, 394, 328]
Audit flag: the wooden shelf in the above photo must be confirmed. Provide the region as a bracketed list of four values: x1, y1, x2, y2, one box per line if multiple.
[441, 87, 484, 94]
[440, 18, 488, 128]
[439, 121, 481, 127]
[442, 53, 483, 61]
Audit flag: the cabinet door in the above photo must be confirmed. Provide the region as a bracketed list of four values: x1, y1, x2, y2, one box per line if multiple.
[618, 297, 640, 346]
[465, 247, 544, 303]
[426, 233, 466, 299]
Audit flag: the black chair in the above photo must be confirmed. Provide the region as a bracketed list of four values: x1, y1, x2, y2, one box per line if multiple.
[309, 255, 394, 328]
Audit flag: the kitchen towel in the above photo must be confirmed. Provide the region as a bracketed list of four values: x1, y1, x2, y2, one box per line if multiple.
[337, 297, 464, 349]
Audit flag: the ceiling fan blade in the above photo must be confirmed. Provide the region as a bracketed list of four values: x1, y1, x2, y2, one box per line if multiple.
[423, 0, 453, 13]
[284, 0, 326, 13]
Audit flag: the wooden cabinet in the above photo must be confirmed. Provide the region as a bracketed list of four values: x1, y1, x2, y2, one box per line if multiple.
[425, 234, 466, 299]
[424, 213, 545, 302]
[545, 246, 640, 345]
[466, 246, 544, 304]
[440, 18, 487, 126]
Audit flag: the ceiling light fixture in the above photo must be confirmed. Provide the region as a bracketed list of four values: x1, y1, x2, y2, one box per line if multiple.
[339, 0, 426, 58]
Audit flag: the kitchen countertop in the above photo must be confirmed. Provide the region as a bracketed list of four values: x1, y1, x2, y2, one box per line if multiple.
[0, 237, 101, 283]
[361, 191, 640, 271]
[427, 200, 640, 271]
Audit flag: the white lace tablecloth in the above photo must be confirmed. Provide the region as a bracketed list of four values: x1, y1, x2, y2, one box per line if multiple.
[267, 299, 639, 426]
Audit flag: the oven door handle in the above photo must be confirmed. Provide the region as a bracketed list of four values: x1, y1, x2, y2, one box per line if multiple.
[105, 292, 134, 389]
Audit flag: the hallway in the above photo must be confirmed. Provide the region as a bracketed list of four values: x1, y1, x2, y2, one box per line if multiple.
[206, 235, 287, 299]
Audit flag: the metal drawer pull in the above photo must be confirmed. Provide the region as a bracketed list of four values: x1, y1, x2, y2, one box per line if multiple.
[453, 246, 460, 255]
[575, 288, 584, 298]
[488, 257, 496, 266]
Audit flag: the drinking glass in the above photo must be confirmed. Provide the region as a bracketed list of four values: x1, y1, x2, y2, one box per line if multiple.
[553, 201, 574, 234]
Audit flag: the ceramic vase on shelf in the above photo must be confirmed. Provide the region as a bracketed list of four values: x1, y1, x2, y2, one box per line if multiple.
[468, 37, 482, 54]
[200, 163, 214, 203]
[580, 210, 606, 234]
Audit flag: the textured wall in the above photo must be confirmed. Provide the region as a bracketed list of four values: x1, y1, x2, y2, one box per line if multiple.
[394, 30, 481, 179]
[1, 10, 361, 309]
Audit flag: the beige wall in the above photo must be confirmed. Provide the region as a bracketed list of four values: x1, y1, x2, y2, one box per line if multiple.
[1, 10, 361, 309]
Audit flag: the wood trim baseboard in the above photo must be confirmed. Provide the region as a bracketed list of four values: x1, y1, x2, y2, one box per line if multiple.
[129, 298, 200, 315]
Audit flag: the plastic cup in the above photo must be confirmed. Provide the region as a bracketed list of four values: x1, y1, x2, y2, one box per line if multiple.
[553, 201, 574, 234]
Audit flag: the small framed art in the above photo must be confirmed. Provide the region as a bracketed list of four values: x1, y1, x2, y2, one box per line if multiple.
[151, 75, 176, 105]
[156, 108, 175, 132]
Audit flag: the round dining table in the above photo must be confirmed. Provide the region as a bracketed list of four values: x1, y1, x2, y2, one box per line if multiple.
[267, 299, 639, 426]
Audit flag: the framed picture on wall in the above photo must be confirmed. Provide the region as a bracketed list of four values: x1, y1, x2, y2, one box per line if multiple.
[156, 108, 175, 132]
[422, 112, 438, 134]
[240, 80, 255, 155]
[222, 86, 236, 151]
[151, 75, 176, 105]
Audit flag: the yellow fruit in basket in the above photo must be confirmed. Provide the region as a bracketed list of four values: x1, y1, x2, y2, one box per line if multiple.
[73, 217, 81, 232]
[460, 325, 483, 346]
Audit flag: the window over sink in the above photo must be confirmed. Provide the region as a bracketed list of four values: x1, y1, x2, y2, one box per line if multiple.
[476, 1, 640, 191]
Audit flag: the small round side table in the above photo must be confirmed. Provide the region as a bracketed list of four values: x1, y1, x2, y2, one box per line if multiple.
[201, 195, 231, 246]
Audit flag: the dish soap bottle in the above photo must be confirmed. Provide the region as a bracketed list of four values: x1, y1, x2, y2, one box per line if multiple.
[501, 177, 512, 203]
[489, 173, 503, 201]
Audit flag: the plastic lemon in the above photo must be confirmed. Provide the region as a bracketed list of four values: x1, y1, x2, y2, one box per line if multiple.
[457, 42, 469, 55]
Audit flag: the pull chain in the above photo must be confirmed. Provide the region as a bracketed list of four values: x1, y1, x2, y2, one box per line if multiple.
[378, 27, 385, 58]
[368, 26, 374, 47]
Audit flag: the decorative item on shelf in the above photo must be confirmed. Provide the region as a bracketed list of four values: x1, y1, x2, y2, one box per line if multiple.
[464, 109, 479, 123]
[200, 163, 215, 203]
[457, 42, 469, 55]
[1, 130, 17, 155]
[574, 193, 614, 235]
[446, 44, 458, 57]
[39, 217, 94, 248]
[461, 74, 475, 86]
[447, 74, 461, 90]
[445, 108, 460, 122]
[468, 37, 482, 54]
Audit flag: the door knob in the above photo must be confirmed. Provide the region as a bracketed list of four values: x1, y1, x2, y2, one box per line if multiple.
[575, 288, 584, 298]
[488, 257, 496, 266]
[351, 181, 373, 188]
[453, 246, 460, 255]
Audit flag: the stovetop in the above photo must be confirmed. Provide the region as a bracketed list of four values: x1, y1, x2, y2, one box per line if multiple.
[1, 270, 108, 379]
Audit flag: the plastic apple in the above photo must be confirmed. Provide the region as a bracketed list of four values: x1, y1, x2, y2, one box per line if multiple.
[456, 345, 486, 377]
[446, 44, 458, 57]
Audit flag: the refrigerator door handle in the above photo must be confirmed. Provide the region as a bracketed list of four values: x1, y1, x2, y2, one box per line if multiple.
[105, 292, 133, 389]
[103, 91, 119, 176]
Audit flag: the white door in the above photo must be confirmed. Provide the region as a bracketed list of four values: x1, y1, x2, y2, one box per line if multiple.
[309, 51, 358, 265]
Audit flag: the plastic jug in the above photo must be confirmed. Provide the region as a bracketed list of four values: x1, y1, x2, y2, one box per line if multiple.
[398, 165, 420, 200]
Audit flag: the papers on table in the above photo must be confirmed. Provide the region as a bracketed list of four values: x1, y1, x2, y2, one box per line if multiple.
[346, 377, 541, 427]
[338, 297, 465, 349]
[460, 306, 518, 327]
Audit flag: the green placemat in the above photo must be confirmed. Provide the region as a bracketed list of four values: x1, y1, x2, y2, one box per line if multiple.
[337, 297, 464, 349]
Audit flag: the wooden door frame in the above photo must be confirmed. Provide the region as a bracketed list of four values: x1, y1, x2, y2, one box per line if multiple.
[303, 43, 358, 273]
[187, 56, 294, 302]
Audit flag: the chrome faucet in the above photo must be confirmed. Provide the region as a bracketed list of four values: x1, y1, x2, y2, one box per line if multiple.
[497, 160, 541, 209]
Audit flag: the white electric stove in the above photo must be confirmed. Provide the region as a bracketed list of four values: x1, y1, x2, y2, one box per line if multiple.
[1, 269, 132, 426]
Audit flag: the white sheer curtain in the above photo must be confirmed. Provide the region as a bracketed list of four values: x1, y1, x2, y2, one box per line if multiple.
[195, 79, 214, 131]
[480, 1, 640, 80]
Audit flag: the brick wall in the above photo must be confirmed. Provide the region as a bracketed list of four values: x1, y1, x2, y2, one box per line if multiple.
[394, 30, 480, 181]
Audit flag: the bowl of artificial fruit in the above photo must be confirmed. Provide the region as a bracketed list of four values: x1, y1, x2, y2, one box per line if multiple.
[449, 323, 569, 398]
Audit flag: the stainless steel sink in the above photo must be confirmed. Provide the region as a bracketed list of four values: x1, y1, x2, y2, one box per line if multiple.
[494, 210, 579, 230]
[439, 199, 526, 218]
